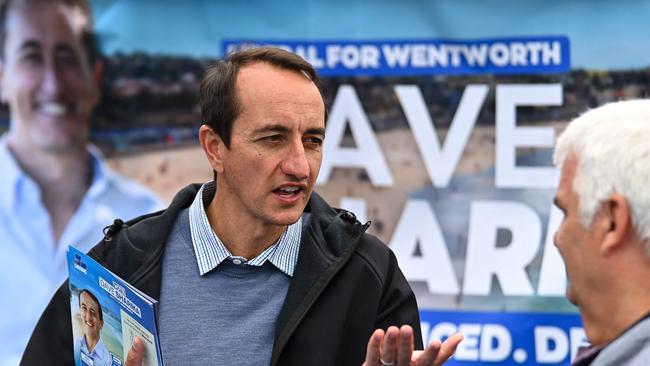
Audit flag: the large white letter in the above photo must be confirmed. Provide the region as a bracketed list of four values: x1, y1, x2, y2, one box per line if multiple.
[464, 201, 540, 295]
[317, 85, 393, 186]
[480, 324, 512, 362]
[535, 326, 569, 363]
[455, 324, 481, 361]
[390, 199, 459, 294]
[537, 204, 567, 296]
[395, 84, 488, 188]
[495, 84, 562, 188]
[429, 322, 457, 346]
[339, 197, 367, 224]
[570, 327, 588, 363]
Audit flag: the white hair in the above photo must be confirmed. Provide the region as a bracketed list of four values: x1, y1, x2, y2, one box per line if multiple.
[554, 100, 650, 254]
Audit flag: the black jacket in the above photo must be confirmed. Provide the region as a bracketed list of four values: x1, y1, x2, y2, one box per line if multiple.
[22, 184, 422, 365]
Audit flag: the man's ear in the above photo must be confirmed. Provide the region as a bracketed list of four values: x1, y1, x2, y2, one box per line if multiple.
[600, 192, 632, 255]
[199, 124, 226, 174]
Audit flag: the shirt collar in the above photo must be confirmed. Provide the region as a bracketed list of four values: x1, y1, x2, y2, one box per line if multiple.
[189, 183, 302, 277]
[572, 343, 606, 366]
[81, 335, 110, 359]
[0, 137, 110, 210]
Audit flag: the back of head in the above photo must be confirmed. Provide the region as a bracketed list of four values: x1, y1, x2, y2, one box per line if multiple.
[199, 47, 323, 148]
[554, 100, 650, 254]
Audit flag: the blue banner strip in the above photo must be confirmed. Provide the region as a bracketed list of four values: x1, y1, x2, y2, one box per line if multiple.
[419, 309, 586, 365]
[223, 37, 570, 76]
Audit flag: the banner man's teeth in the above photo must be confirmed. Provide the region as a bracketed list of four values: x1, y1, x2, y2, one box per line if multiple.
[39, 102, 66, 116]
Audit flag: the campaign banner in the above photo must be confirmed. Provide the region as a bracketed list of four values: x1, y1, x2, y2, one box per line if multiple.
[223, 37, 571, 76]
[1, 2, 642, 365]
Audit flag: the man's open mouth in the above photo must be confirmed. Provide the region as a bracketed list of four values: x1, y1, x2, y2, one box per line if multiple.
[274, 185, 302, 198]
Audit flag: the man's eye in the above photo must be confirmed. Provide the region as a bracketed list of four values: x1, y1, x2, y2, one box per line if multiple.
[305, 136, 323, 145]
[57, 50, 82, 68]
[21, 52, 43, 64]
[58, 55, 79, 67]
[261, 135, 281, 142]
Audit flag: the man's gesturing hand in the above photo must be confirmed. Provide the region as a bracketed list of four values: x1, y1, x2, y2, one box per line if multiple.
[362, 325, 463, 366]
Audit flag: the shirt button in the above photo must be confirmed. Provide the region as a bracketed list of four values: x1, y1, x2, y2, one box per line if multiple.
[232, 258, 242, 265]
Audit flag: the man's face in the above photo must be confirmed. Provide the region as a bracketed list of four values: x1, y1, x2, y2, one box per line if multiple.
[553, 155, 604, 306]
[215, 62, 325, 228]
[79, 292, 103, 340]
[0, 1, 97, 152]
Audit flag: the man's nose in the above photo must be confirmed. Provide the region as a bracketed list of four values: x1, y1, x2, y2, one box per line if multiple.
[40, 64, 64, 97]
[281, 141, 310, 180]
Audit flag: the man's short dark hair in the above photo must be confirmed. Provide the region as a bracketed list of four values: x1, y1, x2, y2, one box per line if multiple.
[0, 0, 99, 66]
[78, 289, 103, 322]
[199, 46, 325, 148]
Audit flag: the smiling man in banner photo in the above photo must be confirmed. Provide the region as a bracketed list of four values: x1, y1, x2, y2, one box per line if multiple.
[553, 100, 650, 366]
[23, 47, 463, 366]
[74, 290, 112, 366]
[0, 0, 162, 364]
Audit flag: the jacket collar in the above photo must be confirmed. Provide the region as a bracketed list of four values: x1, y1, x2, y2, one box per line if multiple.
[271, 192, 369, 365]
[88, 183, 200, 298]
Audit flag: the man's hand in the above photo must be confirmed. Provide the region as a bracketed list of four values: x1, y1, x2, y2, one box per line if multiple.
[124, 336, 144, 366]
[362, 325, 463, 366]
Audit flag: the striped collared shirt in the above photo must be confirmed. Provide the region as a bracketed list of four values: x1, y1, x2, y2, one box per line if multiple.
[188, 184, 302, 276]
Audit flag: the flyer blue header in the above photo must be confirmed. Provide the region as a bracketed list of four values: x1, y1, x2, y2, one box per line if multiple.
[223, 37, 570, 76]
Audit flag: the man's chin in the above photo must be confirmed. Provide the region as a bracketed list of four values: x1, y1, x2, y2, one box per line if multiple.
[268, 209, 304, 227]
[37, 138, 86, 153]
[272, 215, 303, 227]
[268, 199, 309, 225]
[32, 124, 87, 151]
[566, 288, 579, 307]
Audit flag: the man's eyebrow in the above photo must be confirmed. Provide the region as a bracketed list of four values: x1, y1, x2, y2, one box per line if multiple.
[252, 124, 290, 134]
[18, 40, 41, 52]
[252, 125, 325, 136]
[305, 127, 325, 136]
[54, 43, 77, 55]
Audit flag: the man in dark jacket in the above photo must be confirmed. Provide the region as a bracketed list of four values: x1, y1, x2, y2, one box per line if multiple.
[23, 47, 462, 366]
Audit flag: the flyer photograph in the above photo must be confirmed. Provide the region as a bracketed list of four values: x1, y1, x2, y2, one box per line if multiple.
[67, 246, 164, 366]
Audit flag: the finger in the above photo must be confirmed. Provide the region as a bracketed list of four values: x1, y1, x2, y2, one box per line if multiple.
[433, 333, 464, 366]
[396, 325, 414, 366]
[124, 336, 145, 366]
[412, 340, 440, 366]
[363, 329, 385, 366]
[380, 326, 400, 365]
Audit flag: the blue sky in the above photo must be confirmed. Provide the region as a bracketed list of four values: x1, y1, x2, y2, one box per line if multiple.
[90, 0, 650, 70]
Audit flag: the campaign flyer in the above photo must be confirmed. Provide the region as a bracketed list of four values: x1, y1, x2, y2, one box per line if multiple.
[67, 246, 164, 366]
